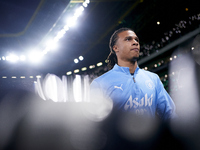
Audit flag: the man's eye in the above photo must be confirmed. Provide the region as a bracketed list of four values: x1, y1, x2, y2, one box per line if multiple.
[135, 38, 139, 42]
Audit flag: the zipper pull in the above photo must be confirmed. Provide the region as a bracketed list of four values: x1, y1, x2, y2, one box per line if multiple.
[133, 77, 136, 83]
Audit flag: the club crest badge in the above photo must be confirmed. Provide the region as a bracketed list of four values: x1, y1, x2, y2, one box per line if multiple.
[145, 80, 155, 90]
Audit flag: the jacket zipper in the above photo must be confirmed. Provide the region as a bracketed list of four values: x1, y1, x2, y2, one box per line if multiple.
[133, 77, 136, 83]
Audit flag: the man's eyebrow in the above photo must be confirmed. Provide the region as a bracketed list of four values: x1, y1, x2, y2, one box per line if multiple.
[124, 35, 139, 39]
[124, 36, 133, 39]
[135, 36, 139, 40]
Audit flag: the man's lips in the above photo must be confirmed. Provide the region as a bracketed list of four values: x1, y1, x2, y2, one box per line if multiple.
[131, 48, 139, 52]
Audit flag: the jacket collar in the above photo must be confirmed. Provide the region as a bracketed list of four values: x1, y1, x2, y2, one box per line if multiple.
[113, 64, 139, 75]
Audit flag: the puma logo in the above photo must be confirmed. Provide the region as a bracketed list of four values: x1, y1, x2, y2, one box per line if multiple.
[114, 84, 123, 91]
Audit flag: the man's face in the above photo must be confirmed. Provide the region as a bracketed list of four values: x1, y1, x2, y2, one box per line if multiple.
[113, 30, 140, 63]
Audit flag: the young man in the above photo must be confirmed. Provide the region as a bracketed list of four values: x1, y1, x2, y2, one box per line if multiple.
[90, 28, 176, 121]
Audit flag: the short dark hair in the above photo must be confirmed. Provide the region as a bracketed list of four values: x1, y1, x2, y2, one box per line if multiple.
[107, 27, 134, 70]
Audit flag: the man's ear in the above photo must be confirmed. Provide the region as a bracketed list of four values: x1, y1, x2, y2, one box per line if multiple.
[113, 45, 119, 53]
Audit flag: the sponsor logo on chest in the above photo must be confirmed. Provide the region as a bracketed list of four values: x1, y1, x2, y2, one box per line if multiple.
[124, 93, 153, 110]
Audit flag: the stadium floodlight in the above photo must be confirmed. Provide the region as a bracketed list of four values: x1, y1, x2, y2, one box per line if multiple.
[74, 69, 80, 73]
[6, 54, 19, 63]
[36, 75, 41, 78]
[79, 56, 84, 61]
[20, 55, 26, 61]
[64, 25, 69, 31]
[97, 62, 103, 67]
[66, 71, 72, 75]
[74, 58, 79, 63]
[45, 39, 58, 51]
[66, 17, 77, 27]
[0, 0, 91, 63]
[37, 0, 90, 57]
[81, 67, 87, 71]
[74, 6, 84, 17]
[89, 65, 95, 69]
[82, 2, 88, 7]
[56, 29, 66, 40]
[28, 50, 44, 63]
[6, 56, 10, 61]
[85, 0, 90, 4]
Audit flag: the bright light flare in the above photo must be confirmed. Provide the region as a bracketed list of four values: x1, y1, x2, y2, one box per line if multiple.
[97, 62, 103, 67]
[66, 71, 72, 75]
[28, 51, 43, 63]
[117, 112, 160, 142]
[83, 2, 88, 7]
[83, 75, 90, 102]
[6, 54, 19, 62]
[36, 75, 41, 79]
[64, 25, 69, 31]
[79, 56, 84, 61]
[74, 58, 79, 63]
[81, 67, 87, 71]
[191, 34, 200, 65]
[45, 39, 58, 51]
[74, 6, 84, 17]
[66, 17, 77, 27]
[5, 56, 9, 61]
[73, 75, 82, 102]
[74, 69, 79, 73]
[169, 53, 200, 127]
[20, 55, 26, 61]
[88, 87, 113, 122]
[85, 0, 90, 4]
[43, 74, 65, 102]
[89, 65, 95, 69]
[56, 29, 66, 40]
[169, 52, 200, 148]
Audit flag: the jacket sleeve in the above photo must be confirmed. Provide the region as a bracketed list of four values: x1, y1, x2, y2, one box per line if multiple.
[155, 75, 177, 121]
[89, 80, 113, 121]
[90, 80, 102, 102]
[90, 80, 111, 103]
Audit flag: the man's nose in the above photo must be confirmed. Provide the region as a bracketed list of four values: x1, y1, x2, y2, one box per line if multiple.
[132, 40, 139, 45]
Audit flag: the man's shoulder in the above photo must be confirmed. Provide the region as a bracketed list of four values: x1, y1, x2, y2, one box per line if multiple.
[93, 69, 115, 83]
[139, 68, 159, 79]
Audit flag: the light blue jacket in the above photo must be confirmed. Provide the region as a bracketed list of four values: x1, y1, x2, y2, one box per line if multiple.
[90, 64, 176, 120]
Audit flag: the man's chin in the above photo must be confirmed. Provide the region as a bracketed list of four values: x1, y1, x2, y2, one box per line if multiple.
[131, 56, 139, 63]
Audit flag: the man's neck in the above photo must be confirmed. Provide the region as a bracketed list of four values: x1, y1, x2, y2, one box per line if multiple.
[118, 61, 138, 74]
